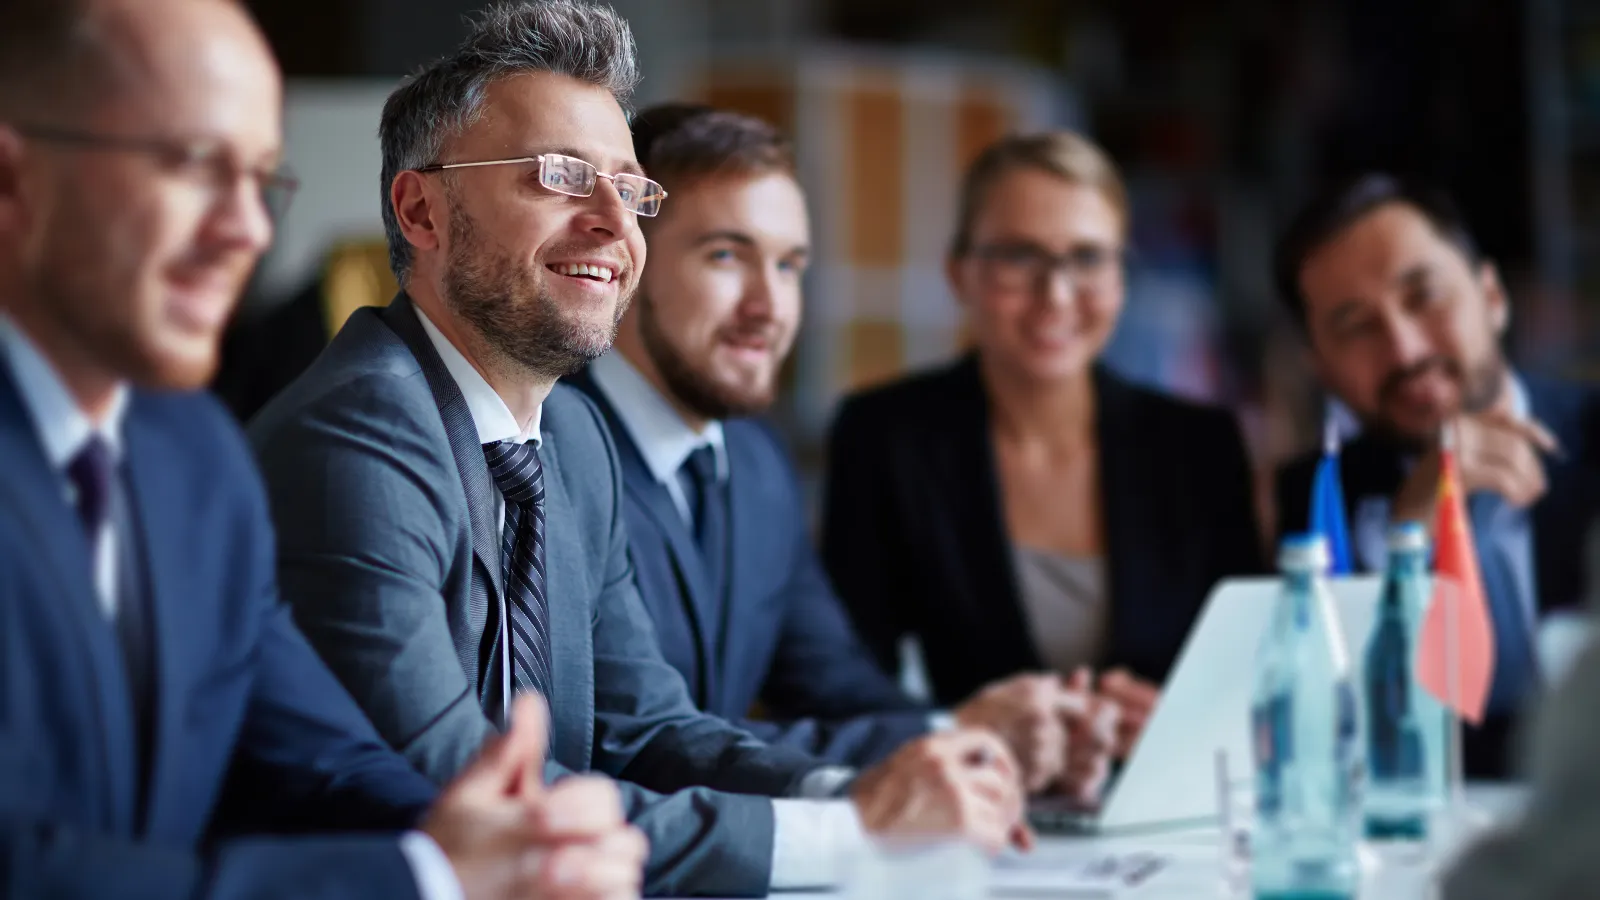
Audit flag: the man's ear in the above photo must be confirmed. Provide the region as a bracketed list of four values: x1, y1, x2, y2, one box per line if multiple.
[391, 169, 443, 260]
[1478, 259, 1510, 337]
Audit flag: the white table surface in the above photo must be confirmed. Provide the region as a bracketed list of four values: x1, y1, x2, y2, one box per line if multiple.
[679, 784, 1527, 900]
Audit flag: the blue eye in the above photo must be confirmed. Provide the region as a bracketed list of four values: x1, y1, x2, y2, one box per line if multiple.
[708, 249, 736, 263]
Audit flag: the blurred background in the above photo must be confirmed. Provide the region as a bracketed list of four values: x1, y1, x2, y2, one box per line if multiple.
[223, 0, 1600, 539]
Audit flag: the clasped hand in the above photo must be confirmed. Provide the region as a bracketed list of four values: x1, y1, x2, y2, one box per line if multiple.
[421, 695, 648, 900]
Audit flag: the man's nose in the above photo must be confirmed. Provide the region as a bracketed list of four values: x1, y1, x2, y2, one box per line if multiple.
[1380, 311, 1435, 368]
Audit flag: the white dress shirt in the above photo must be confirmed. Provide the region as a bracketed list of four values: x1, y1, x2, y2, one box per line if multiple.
[587, 351, 870, 887]
[0, 313, 462, 900]
[414, 305, 540, 731]
[0, 314, 128, 618]
[587, 351, 725, 523]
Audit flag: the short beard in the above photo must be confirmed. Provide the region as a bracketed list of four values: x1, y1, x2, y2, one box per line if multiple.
[637, 292, 777, 421]
[1368, 351, 1508, 452]
[442, 203, 629, 381]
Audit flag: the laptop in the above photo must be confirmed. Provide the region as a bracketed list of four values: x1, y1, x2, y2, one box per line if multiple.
[1030, 575, 1385, 834]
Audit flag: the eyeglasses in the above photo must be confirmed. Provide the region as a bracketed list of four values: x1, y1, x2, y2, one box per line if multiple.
[16, 125, 300, 219]
[966, 241, 1125, 293]
[416, 152, 667, 217]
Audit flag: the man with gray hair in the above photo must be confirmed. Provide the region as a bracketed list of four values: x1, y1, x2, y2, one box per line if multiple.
[249, 1, 1031, 896]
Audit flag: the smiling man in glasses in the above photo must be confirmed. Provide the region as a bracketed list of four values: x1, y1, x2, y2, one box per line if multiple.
[248, 1, 1031, 896]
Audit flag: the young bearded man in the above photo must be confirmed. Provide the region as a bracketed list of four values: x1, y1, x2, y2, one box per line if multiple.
[568, 103, 1117, 800]
[248, 4, 1031, 896]
[1274, 174, 1600, 778]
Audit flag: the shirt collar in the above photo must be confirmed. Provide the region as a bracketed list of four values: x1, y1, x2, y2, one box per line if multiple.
[1504, 372, 1530, 420]
[0, 312, 129, 469]
[588, 350, 726, 486]
[413, 304, 542, 447]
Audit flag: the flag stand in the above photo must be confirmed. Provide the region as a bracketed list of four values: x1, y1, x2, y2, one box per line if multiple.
[1430, 427, 1493, 855]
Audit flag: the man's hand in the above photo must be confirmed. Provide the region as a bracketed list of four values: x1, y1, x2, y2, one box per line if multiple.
[952, 673, 1069, 792]
[422, 694, 647, 900]
[1394, 411, 1560, 521]
[1097, 668, 1158, 761]
[850, 729, 1031, 855]
[522, 776, 647, 900]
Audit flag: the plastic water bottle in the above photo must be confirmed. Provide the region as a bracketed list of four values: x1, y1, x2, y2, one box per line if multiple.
[1251, 534, 1364, 900]
[1362, 521, 1448, 839]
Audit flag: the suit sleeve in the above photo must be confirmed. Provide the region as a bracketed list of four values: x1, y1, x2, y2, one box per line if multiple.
[249, 378, 497, 785]
[819, 396, 909, 678]
[749, 444, 929, 765]
[211, 416, 439, 833]
[0, 415, 429, 900]
[540, 756, 775, 898]
[0, 826, 423, 900]
[579, 402, 826, 798]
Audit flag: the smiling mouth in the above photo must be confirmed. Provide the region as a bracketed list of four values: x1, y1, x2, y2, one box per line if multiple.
[722, 332, 775, 353]
[547, 262, 616, 283]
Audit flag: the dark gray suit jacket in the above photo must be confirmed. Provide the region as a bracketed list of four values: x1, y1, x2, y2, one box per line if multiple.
[247, 294, 827, 897]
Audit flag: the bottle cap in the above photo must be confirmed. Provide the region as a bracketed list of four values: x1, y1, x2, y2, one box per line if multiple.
[1387, 520, 1429, 553]
[1278, 532, 1330, 572]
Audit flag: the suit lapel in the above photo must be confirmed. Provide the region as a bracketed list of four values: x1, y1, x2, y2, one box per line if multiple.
[121, 400, 189, 835]
[719, 432, 767, 707]
[944, 357, 1042, 670]
[531, 429, 595, 768]
[628, 466, 723, 696]
[569, 371, 721, 700]
[378, 296, 500, 691]
[1093, 368, 1143, 668]
[0, 367, 138, 831]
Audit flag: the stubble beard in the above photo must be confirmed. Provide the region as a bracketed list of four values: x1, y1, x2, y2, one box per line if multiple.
[1370, 350, 1508, 452]
[442, 206, 630, 381]
[637, 291, 782, 421]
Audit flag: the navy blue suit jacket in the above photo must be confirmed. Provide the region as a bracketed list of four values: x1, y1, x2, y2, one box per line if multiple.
[1275, 374, 1600, 777]
[0, 364, 438, 899]
[569, 369, 930, 767]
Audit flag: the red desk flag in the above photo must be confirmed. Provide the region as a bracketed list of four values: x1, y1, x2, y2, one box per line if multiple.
[1415, 449, 1495, 724]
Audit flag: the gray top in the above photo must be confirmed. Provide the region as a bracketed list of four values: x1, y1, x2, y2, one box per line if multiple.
[1011, 545, 1109, 674]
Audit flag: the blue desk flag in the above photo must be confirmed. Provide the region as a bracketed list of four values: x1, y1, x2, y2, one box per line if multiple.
[1310, 412, 1354, 575]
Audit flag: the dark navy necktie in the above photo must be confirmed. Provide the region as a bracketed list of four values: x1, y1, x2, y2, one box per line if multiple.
[67, 437, 113, 564]
[484, 440, 554, 701]
[1468, 491, 1539, 714]
[67, 436, 154, 825]
[677, 444, 728, 606]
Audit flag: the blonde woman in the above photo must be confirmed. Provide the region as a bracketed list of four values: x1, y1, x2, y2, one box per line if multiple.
[822, 131, 1263, 758]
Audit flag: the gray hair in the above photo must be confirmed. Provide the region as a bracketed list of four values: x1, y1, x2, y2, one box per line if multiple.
[378, 0, 639, 282]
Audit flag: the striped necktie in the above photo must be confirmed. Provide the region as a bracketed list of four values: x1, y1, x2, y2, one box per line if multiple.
[483, 440, 554, 701]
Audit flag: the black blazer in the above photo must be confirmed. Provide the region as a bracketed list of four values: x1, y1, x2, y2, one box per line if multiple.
[822, 355, 1264, 704]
